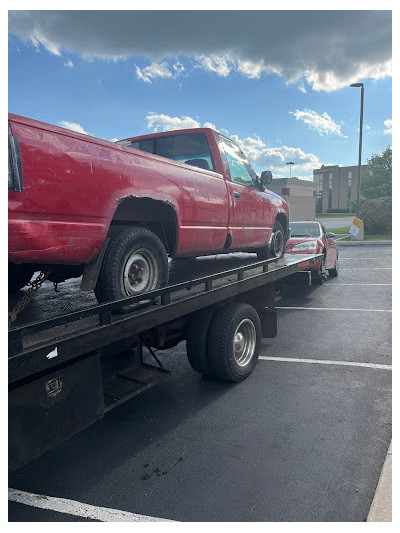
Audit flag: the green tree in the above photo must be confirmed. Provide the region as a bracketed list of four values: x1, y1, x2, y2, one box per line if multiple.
[361, 146, 392, 199]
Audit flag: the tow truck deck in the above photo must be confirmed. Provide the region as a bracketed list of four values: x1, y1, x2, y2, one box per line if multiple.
[9, 253, 321, 471]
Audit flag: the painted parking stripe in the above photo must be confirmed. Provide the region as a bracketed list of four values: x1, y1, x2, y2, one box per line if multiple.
[326, 283, 391, 286]
[8, 488, 174, 522]
[339, 267, 392, 270]
[277, 306, 391, 312]
[259, 356, 391, 370]
[339, 256, 392, 259]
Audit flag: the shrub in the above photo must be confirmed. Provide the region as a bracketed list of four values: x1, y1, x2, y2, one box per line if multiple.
[359, 197, 392, 235]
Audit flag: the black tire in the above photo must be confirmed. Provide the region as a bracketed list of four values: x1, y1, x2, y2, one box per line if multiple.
[257, 220, 285, 260]
[312, 255, 327, 285]
[207, 302, 261, 382]
[94, 227, 168, 303]
[186, 306, 218, 375]
[8, 263, 34, 294]
[328, 254, 339, 277]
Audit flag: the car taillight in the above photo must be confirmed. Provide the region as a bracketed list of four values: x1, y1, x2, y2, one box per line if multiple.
[8, 122, 23, 192]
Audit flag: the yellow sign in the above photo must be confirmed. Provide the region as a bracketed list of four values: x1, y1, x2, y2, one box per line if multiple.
[352, 217, 363, 229]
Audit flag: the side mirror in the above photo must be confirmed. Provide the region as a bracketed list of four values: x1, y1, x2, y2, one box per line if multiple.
[260, 170, 273, 186]
[327, 232, 336, 238]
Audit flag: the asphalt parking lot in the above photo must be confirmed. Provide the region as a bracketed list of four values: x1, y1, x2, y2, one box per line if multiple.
[8, 243, 392, 522]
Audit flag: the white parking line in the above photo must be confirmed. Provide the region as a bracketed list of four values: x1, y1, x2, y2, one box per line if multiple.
[277, 306, 391, 312]
[259, 356, 391, 370]
[8, 488, 174, 522]
[339, 255, 392, 258]
[339, 267, 392, 270]
[326, 283, 391, 286]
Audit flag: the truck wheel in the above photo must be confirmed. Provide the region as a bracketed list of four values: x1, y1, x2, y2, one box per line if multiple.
[207, 302, 261, 382]
[186, 306, 218, 375]
[95, 227, 168, 303]
[8, 263, 35, 294]
[257, 220, 285, 260]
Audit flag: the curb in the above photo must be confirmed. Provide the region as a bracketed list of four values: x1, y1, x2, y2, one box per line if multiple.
[336, 241, 392, 246]
[367, 442, 392, 522]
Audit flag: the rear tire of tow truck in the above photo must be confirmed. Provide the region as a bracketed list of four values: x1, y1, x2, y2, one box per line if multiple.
[94, 226, 169, 303]
[186, 306, 218, 375]
[257, 220, 285, 260]
[207, 302, 261, 382]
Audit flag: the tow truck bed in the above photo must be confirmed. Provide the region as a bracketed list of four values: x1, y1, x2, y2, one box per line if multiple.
[9, 253, 321, 470]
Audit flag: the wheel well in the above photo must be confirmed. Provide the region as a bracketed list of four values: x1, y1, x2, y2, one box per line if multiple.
[275, 212, 288, 234]
[109, 197, 178, 255]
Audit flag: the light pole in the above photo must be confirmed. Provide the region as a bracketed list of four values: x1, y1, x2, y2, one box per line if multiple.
[286, 161, 294, 178]
[350, 82, 364, 218]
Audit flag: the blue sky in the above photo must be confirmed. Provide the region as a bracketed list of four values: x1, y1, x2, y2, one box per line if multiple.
[8, 10, 392, 180]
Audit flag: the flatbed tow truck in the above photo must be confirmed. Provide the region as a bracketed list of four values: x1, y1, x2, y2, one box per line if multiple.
[9, 253, 321, 471]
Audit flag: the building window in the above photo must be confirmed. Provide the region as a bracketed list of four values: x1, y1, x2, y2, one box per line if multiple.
[314, 173, 323, 212]
[347, 171, 352, 199]
[328, 173, 333, 209]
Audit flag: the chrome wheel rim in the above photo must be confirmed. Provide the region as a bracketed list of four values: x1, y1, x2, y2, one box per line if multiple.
[233, 319, 256, 367]
[123, 249, 158, 295]
[271, 230, 284, 257]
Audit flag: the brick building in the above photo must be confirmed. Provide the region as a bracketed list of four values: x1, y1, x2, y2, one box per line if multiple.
[268, 178, 316, 221]
[313, 164, 368, 212]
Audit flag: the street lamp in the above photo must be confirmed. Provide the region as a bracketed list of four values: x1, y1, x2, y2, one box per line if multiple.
[286, 161, 294, 178]
[350, 82, 364, 217]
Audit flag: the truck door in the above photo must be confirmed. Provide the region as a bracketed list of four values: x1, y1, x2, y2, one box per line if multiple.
[219, 136, 274, 249]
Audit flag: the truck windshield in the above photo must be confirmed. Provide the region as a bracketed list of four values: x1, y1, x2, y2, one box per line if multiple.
[118, 133, 215, 171]
[290, 222, 321, 237]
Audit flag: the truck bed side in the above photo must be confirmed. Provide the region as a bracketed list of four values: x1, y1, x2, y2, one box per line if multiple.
[8, 115, 230, 264]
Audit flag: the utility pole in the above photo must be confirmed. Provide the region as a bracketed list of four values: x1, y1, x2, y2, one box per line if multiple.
[350, 83, 364, 218]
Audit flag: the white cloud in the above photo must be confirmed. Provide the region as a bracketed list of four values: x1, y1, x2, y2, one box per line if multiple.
[145, 113, 221, 133]
[173, 62, 185, 74]
[136, 62, 173, 83]
[298, 83, 307, 94]
[8, 11, 392, 92]
[237, 59, 281, 79]
[64, 59, 74, 68]
[384, 119, 392, 135]
[195, 55, 232, 77]
[135, 61, 185, 83]
[232, 135, 321, 175]
[289, 109, 347, 138]
[58, 121, 88, 135]
[146, 112, 200, 132]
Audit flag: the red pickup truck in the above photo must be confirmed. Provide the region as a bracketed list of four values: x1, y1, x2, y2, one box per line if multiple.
[8, 114, 289, 302]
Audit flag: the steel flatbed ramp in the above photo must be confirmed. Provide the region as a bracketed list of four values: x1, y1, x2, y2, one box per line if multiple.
[9, 253, 320, 386]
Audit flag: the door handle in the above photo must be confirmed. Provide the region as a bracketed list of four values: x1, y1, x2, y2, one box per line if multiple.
[233, 192, 241, 200]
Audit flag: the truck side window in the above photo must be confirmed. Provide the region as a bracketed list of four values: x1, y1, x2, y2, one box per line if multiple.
[130, 139, 154, 154]
[156, 133, 215, 171]
[220, 137, 257, 187]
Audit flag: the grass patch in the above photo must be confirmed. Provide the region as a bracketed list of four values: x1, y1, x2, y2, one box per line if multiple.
[339, 234, 392, 241]
[316, 213, 355, 218]
[329, 226, 351, 233]
[362, 234, 391, 241]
